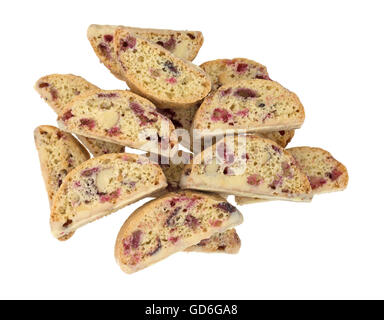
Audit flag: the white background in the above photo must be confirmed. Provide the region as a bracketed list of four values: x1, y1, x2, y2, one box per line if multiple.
[1, 0, 383, 299]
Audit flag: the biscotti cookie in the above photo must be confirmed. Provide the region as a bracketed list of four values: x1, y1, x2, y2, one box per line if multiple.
[57, 90, 178, 157]
[146, 151, 239, 254]
[289, 147, 348, 193]
[185, 229, 241, 254]
[34, 125, 90, 205]
[113, 28, 211, 108]
[34, 126, 90, 241]
[50, 153, 167, 240]
[114, 191, 243, 273]
[87, 25, 204, 80]
[34, 74, 125, 156]
[180, 135, 312, 201]
[192, 79, 305, 139]
[200, 58, 270, 91]
[234, 147, 348, 204]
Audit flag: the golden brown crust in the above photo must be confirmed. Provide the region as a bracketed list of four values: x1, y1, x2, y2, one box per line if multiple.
[34, 74, 124, 156]
[87, 25, 204, 80]
[235, 146, 348, 204]
[34, 125, 90, 205]
[192, 79, 305, 139]
[180, 135, 312, 202]
[57, 89, 178, 157]
[115, 190, 243, 273]
[200, 58, 270, 91]
[113, 28, 211, 108]
[50, 153, 167, 240]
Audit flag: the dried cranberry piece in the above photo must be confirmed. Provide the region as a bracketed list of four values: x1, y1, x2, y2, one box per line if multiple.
[308, 176, 327, 189]
[234, 88, 259, 98]
[236, 63, 248, 73]
[130, 102, 144, 115]
[97, 92, 117, 98]
[163, 60, 178, 74]
[162, 36, 176, 51]
[328, 168, 342, 181]
[107, 126, 121, 136]
[169, 236, 179, 244]
[120, 36, 136, 50]
[131, 230, 143, 249]
[217, 245, 226, 251]
[247, 174, 263, 186]
[235, 109, 249, 117]
[104, 34, 113, 42]
[272, 145, 282, 154]
[220, 88, 232, 97]
[216, 202, 236, 213]
[197, 238, 209, 246]
[166, 207, 181, 227]
[279, 130, 286, 136]
[148, 238, 162, 256]
[61, 110, 74, 121]
[255, 74, 271, 80]
[166, 77, 177, 84]
[269, 175, 283, 190]
[50, 88, 58, 100]
[39, 82, 49, 88]
[81, 167, 99, 177]
[98, 43, 111, 59]
[130, 102, 156, 126]
[56, 131, 64, 139]
[185, 215, 200, 229]
[99, 189, 121, 203]
[211, 108, 232, 123]
[187, 33, 196, 40]
[80, 118, 96, 130]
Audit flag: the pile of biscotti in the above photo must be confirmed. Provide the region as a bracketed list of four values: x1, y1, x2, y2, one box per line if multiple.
[34, 25, 348, 274]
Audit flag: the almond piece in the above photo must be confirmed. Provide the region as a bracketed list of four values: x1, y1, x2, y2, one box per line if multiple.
[96, 168, 115, 193]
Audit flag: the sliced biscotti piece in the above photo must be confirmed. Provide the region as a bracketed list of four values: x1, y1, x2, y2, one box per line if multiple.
[185, 229, 241, 254]
[34, 74, 125, 156]
[87, 25, 126, 80]
[34, 125, 90, 206]
[34, 74, 99, 114]
[192, 79, 305, 139]
[235, 147, 348, 205]
[200, 58, 270, 92]
[180, 135, 312, 202]
[289, 147, 348, 193]
[57, 90, 178, 157]
[87, 25, 203, 80]
[34, 126, 90, 241]
[114, 191, 243, 273]
[114, 28, 211, 108]
[50, 153, 167, 240]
